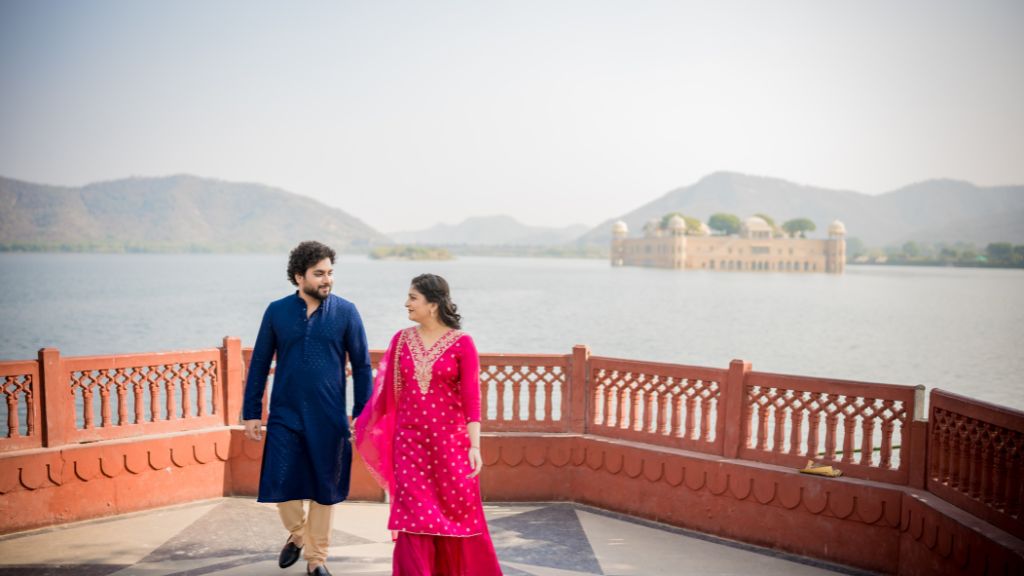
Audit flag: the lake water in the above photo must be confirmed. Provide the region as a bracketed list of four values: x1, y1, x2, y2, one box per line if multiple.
[1, 253, 1021, 410]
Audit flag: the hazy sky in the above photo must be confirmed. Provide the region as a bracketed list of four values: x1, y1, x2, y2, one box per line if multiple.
[1, 0, 1022, 232]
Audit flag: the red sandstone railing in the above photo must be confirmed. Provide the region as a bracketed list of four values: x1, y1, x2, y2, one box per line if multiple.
[3, 338, 1022, 532]
[63, 350, 224, 443]
[589, 356, 726, 454]
[928, 389, 1023, 538]
[0, 360, 40, 452]
[740, 370, 924, 484]
[480, 353, 570, 433]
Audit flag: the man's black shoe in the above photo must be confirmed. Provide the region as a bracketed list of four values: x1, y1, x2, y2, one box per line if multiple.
[308, 565, 331, 576]
[278, 538, 302, 569]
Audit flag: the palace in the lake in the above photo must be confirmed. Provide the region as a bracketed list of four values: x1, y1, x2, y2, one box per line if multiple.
[610, 215, 847, 274]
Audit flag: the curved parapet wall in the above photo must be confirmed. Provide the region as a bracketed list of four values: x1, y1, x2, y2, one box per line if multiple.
[1, 341, 1021, 575]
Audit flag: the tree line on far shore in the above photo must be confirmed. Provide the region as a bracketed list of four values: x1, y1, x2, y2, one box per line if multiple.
[846, 239, 1024, 268]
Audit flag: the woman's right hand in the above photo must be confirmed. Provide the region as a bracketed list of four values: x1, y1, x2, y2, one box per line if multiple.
[467, 446, 482, 478]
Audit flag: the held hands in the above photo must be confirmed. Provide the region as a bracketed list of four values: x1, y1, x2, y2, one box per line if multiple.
[243, 419, 263, 441]
[467, 446, 482, 478]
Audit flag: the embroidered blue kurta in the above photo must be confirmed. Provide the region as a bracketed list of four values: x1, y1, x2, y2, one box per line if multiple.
[243, 292, 373, 505]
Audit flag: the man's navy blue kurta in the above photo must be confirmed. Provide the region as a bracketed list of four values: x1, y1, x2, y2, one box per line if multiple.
[243, 292, 373, 505]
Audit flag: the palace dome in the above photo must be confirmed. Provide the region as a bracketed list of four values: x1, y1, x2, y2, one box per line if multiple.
[743, 216, 771, 232]
[828, 219, 847, 235]
[668, 215, 686, 231]
[612, 220, 628, 233]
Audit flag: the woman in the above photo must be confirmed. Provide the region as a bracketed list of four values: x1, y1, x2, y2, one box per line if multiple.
[355, 273, 503, 575]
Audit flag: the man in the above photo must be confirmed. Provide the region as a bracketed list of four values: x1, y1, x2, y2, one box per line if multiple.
[243, 241, 373, 576]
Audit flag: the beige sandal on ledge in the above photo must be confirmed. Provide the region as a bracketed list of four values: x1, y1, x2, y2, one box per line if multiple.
[799, 459, 843, 478]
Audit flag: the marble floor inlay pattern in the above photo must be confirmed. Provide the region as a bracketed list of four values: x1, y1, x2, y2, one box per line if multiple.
[0, 498, 868, 575]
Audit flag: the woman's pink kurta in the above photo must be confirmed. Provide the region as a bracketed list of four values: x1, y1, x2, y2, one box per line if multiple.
[356, 327, 502, 575]
[389, 327, 485, 535]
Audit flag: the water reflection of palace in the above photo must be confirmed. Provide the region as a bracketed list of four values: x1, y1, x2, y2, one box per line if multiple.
[611, 216, 847, 274]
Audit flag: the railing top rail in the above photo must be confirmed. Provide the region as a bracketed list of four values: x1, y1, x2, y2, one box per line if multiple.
[62, 348, 222, 369]
[747, 370, 923, 399]
[931, 388, 1024, 433]
[479, 353, 571, 366]
[590, 355, 729, 380]
[0, 360, 39, 375]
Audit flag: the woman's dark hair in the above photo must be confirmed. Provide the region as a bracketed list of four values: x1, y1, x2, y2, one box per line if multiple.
[411, 273, 461, 329]
[287, 241, 336, 286]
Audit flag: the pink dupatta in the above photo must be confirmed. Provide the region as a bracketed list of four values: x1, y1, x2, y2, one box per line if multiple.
[354, 330, 405, 498]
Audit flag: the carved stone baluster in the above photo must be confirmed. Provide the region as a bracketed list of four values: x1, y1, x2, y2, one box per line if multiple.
[495, 370, 507, 423]
[936, 412, 950, 483]
[991, 437, 1006, 510]
[622, 381, 638, 426]
[671, 392, 683, 438]
[979, 425, 993, 505]
[165, 366, 178, 420]
[824, 396, 839, 461]
[543, 373, 554, 422]
[532, 368, 540, 420]
[590, 370, 603, 426]
[99, 373, 112, 428]
[196, 364, 208, 417]
[209, 362, 221, 415]
[773, 400, 787, 453]
[617, 384, 630, 430]
[180, 364, 193, 419]
[480, 371, 490, 421]
[82, 377, 94, 429]
[947, 416, 961, 489]
[5, 380, 18, 437]
[791, 397, 805, 456]
[880, 418, 894, 470]
[114, 369, 128, 426]
[842, 410, 856, 464]
[675, 391, 690, 440]
[700, 392, 713, 442]
[656, 385, 667, 435]
[25, 383, 34, 437]
[605, 379, 618, 428]
[511, 373, 522, 422]
[643, 385, 656, 434]
[860, 411, 875, 467]
[807, 401, 823, 461]
[958, 418, 973, 493]
[148, 368, 161, 422]
[968, 423, 983, 499]
[745, 389, 758, 450]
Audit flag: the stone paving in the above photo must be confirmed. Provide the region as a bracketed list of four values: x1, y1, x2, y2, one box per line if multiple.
[0, 498, 871, 575]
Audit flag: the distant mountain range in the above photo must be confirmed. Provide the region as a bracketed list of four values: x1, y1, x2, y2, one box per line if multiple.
[389, 215, 588, 246]
[2, 172, 1021, 253]
[578, 172, 1024, 246]
[0, 174, 390, 252]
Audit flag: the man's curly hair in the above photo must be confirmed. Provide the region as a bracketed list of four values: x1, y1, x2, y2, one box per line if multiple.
[287, 241, 336, 286]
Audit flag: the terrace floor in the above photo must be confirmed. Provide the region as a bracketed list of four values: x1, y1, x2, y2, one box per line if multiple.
[0, 498, 870, 576]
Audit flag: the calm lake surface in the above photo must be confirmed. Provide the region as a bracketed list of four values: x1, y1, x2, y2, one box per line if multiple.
[1, 253, 1021, 410]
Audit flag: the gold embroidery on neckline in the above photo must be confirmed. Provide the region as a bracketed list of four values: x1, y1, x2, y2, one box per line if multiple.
[407, 327, 463, 394]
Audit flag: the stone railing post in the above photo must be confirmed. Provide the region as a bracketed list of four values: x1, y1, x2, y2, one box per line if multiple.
[907, 385, 928, 488]
[38, 347, 71, 447]
[568, 345, 591, 434]
[722, 359, 751, 458]
[221, 337, 244, 426]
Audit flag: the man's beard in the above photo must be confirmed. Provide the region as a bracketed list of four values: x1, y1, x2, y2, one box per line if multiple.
[302, 284, 330, 301]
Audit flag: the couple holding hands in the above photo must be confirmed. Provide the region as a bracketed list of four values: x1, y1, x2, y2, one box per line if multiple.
[242, 241, 502, 576]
